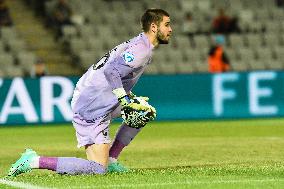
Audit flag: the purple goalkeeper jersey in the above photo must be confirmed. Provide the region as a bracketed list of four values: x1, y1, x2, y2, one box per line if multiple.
[71, 33, 154, 120]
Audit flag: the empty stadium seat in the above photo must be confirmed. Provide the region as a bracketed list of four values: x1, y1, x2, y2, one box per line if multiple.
[0, 27, 18, 41]
[78, 50, 98, 70]
[6, 39, 27, 54]
[193, 35, 209, 48]
[17, 51, 37, 74]
[69, 38, 88, 55]
[245, 33, 263, 48]
[229, 34, 246, 48]
[230, 60, 250, 71]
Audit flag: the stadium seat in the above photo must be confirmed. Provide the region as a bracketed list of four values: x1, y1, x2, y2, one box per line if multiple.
[195, 60, 208, 72]
[5, 65, 24, 77]
[184, 48, 202, 63]
[144, 63, 160, 75]
[0, 54, 19, 76]
[248, 47, 269, 70]
[231, 60, 249, 71]
[225, 48, 238, 62]
[176, 35, 191, 49]
[264, 22, 281, 34]
[229, 34, 246, 48]
[86, 36, 105, 52]
[110, 1, 126, 11]
[104, 37, 121, 51]
[211, 0, 230, 9]
[180, 0, 196, 11]
[78, 25, 96, 38]
[167, 50, 185, 72]
[97, 26, 114, 38]
[245, 33, 263, 48]
[255, 47, 273, 62]
[0, 68, 4, 77]
[196, 0, 210, 11]
[6, 39, 27, 54]
[62, 25, 78, 40]
[0, 27, 18, 42]
[238, 48, 256, 69]
[193, 35, 209, 49]
[249, 21, 263, 33]
[153, 50, 168, 64]
[274, 47, 284, 61]
[17, 51, 37, 74]
[256, 48, 274, 69]
[254, 9, 270, 22]
[238, 9, 254, 31]
[263, 33, 280, 47]
[176, 61, 195, 73]
[69, 38, 88, 55]
[270, 9, 284, 22]
[78, 50, 98, 70]
[159, 60, 178, 74]
[0, 54, 14, 67]
[0, 40, 6, 53]
[267, 59, 283, 70]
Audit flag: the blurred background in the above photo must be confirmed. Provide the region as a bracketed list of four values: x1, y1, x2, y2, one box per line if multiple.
[0, 0, 284, 125]
[0, 0, 283, 77]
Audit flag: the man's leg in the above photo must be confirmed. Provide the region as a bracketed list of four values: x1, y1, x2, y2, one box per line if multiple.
[108, 123, 142, 172]
[8, 148, 106, 176]
[85, 143, 110, 166]
[109, 123, 141, 161]
[8, 114, 111, 177]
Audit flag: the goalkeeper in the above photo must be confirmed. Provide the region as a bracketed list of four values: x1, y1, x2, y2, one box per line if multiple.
[8, 8, 172, 176]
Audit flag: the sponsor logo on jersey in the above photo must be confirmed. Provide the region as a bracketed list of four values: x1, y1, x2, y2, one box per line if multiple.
[122, 52, 135, 63]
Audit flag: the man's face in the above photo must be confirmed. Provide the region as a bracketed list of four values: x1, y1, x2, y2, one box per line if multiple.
[156, 16, 172, 44]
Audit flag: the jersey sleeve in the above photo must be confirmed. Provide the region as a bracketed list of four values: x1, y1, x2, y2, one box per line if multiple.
[103, 43, 149, 90]
[120, 43, 149, 68]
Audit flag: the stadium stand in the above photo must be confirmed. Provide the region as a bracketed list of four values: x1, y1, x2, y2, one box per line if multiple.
[1, 0, 284, 77]
[53, 0, 284, 74]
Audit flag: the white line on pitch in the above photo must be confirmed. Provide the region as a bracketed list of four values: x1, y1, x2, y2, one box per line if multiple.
[0, 178, 54, 189]
[78, 178, 284, 189]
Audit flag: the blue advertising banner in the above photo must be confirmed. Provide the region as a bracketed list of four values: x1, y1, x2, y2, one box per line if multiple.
[0, 71, 283, 125]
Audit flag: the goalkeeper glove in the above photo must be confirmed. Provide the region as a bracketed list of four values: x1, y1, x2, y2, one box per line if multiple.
[129, 91, 156, 120]
[112, 88, 155, 128]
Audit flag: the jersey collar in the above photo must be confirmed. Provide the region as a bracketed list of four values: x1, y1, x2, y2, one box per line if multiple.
[140, 32, 155, 51]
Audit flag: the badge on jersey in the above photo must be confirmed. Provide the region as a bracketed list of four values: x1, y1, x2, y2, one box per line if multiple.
[122, 52, 135, 63]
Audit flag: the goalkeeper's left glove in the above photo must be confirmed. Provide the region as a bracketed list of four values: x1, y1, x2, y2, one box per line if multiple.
[112, 88, 156, 128]
[129, 91, 156, 120]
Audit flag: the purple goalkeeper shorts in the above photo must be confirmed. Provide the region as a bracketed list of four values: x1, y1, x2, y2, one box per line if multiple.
[72, 106, 121, 148]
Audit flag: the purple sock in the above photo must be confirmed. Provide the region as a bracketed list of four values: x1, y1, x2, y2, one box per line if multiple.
[109, 140, 125, 159]
[109, 124, 141, 159]
[56, 157, 106, 175]
[39, 157, 105, 175]
[39, 157, 58, 171]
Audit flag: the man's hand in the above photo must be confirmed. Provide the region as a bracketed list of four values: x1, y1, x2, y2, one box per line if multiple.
[113, 88, 157, 128]
[132, 96, 156, 121]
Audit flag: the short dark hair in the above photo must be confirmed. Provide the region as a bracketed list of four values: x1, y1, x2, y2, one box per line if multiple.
[141, 8, 170, 32]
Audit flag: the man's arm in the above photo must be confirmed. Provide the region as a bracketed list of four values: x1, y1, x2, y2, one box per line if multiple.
[104, 42, 149, 100]
[104, 56, 133, 92]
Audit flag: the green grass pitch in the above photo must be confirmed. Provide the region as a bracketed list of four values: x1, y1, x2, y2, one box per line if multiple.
[0, 119, 284, 189]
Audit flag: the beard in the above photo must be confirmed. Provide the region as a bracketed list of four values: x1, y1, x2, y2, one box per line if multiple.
[157, 30, 169, 44]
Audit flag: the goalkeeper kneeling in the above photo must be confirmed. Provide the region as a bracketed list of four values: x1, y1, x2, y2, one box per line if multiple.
[7, 8, 170, 177]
